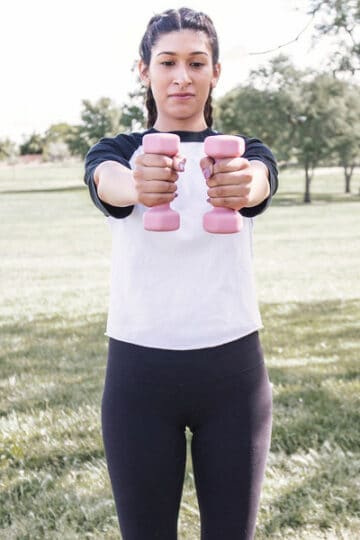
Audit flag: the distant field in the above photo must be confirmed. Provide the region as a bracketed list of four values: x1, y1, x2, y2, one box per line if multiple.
[0, 162, 359, 539]
[0, 160, 84, 191]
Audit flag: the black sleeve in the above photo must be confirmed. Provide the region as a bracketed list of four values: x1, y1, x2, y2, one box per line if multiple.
[83, 132, 142, 218]
[239, 136, 278, 218]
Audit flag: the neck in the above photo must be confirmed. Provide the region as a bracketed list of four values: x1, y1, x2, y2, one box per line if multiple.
[153, 113, 208, 133]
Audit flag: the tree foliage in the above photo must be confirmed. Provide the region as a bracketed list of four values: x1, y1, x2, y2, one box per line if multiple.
[19, 132, 45, 155]
[0, 138, 18, 161]
[216, 54, 360, 202]
[120, 66, 147, 131]
[73, 97, 123, 157]
[42, 123, 75, 161]
[309, 0, 360, 73]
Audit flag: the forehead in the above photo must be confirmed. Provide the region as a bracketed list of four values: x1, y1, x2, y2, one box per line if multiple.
[152, 29, 212, 56]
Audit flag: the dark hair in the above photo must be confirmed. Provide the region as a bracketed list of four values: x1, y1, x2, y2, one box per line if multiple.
[139, 7, 219, 128]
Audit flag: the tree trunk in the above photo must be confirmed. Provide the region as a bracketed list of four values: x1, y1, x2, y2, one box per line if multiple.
[304, 163, 312, 203]
[344, 165, 354, 193]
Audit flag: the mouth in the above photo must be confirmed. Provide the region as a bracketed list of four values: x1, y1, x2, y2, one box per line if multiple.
[168, 93, 195, 100]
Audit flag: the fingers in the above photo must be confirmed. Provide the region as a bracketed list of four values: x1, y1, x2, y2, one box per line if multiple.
[201, 156, 251, 184]
[139, 191, 178, 207]
[134, 176, 178, 207]
[206, 195, 249, 211]
[207, 182, 251, 200]
[139, 179, 178, 194]
[135, 153, 186, 171]
[213, 157, 250, 173]
[134, 173, 178, 207]
[133, 152, 183, 207]
[214, 157, 250, 177]
[136, 153, 174, 169]
[134, 165, 179, 183]
[206, 164, 252, 189]
[204, 157, 253, 210]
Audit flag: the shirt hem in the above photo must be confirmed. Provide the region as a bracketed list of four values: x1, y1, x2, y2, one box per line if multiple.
[103, 324, 264, 351]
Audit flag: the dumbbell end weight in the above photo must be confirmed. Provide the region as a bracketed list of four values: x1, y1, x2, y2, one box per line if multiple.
[143, 203, 180, 231]
[203, 207, 242, 233]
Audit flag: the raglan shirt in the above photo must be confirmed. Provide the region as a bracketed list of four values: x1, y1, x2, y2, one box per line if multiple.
[84, 127, 278, 350]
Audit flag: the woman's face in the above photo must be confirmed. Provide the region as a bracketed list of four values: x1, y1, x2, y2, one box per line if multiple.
[139, 29, 221, 131]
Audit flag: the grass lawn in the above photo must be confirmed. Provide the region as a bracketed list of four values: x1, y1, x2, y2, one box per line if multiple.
[0, 161, 359, 539]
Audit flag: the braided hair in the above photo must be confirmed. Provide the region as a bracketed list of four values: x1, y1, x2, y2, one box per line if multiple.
[139, 8, 219, 128]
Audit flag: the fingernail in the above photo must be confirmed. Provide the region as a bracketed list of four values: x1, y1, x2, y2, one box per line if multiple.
[178, 160, 186, 172]
[203, 167, 211, 180]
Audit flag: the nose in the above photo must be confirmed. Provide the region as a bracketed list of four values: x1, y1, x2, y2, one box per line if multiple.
[173, 63, 191, 86]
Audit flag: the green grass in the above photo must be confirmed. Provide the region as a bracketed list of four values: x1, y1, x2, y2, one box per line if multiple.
[0, 162, 359, 539]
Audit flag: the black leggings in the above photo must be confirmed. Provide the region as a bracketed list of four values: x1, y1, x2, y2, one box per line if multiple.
[101, 331, 272, 540]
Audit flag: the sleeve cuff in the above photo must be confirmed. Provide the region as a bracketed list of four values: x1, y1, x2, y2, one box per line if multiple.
[239, 158, 278, 218]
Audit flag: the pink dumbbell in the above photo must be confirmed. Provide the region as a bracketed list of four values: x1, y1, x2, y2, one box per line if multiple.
[142, 133, 181, 231]
[203, 135, 246, 234]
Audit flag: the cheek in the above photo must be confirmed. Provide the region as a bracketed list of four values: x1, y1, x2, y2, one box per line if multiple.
[198, 73, 213, 90]
[157, 74, 170, 88]
[150, 81, 166, 100]
[199, 80, 212, 99]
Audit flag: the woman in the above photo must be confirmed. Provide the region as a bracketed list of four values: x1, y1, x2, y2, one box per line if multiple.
[84, 7, 278, 539]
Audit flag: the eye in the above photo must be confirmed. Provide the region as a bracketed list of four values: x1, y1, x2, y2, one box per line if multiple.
[190, 62, 204, 68]
[160, 61, 175, 66]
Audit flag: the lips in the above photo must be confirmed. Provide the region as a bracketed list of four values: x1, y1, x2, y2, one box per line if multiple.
[169, 93, 195, 99]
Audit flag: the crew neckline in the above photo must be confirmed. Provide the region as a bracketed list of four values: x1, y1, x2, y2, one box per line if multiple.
[147, 126, 218, 142]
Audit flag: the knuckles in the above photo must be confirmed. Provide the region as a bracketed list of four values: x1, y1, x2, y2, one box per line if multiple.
[133, 168, 143, 182]
[207, 183, 252, 198]
[207, 169, 253, 188]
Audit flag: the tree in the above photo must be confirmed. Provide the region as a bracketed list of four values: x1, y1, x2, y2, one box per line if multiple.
[332, 82, 360, 192]
[0, 138, 18, 161]
[43, 141, 71, 162]
[224, 54, 310, 165]
[120, 100, 146, 132]
[309, 0, 360, 73]
[292, 74, 353, 202]
[19, 132, 45, 155]
[215, 85, 294, 165]
[44, 122, 73, 142]
[76, 97, 123, 158]
[216, 55, 358, 203]
[60, 125, 85, 158]
[120, 63, 146, 130]
[43, 123, 75, 161]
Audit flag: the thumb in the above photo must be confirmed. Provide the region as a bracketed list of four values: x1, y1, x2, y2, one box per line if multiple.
[200, 156, 214, 180]
[172, 154, 186, 172]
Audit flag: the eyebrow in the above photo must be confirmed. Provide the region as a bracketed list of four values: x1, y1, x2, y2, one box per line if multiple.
[156, 51, 209, 56]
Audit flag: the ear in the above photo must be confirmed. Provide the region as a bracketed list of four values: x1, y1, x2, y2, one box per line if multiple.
[211, 62, 221, 89]
[138, 59, 150, 87]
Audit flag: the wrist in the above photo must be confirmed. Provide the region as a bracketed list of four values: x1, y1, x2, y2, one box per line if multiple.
[97, 162, 139, 207]
[245, 161, 270, 207]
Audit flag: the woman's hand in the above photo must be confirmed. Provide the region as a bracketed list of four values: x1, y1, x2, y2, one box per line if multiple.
[200, 157, 270, 211]
[200, 156, 252, 211]
[133, 153, 186, 207]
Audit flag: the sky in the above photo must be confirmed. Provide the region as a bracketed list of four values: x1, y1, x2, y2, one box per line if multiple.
[2, 0, 326, 143]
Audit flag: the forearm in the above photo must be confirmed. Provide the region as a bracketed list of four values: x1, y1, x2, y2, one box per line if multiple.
[246, 160, 271, 208]
[95, 160, 138, 207]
